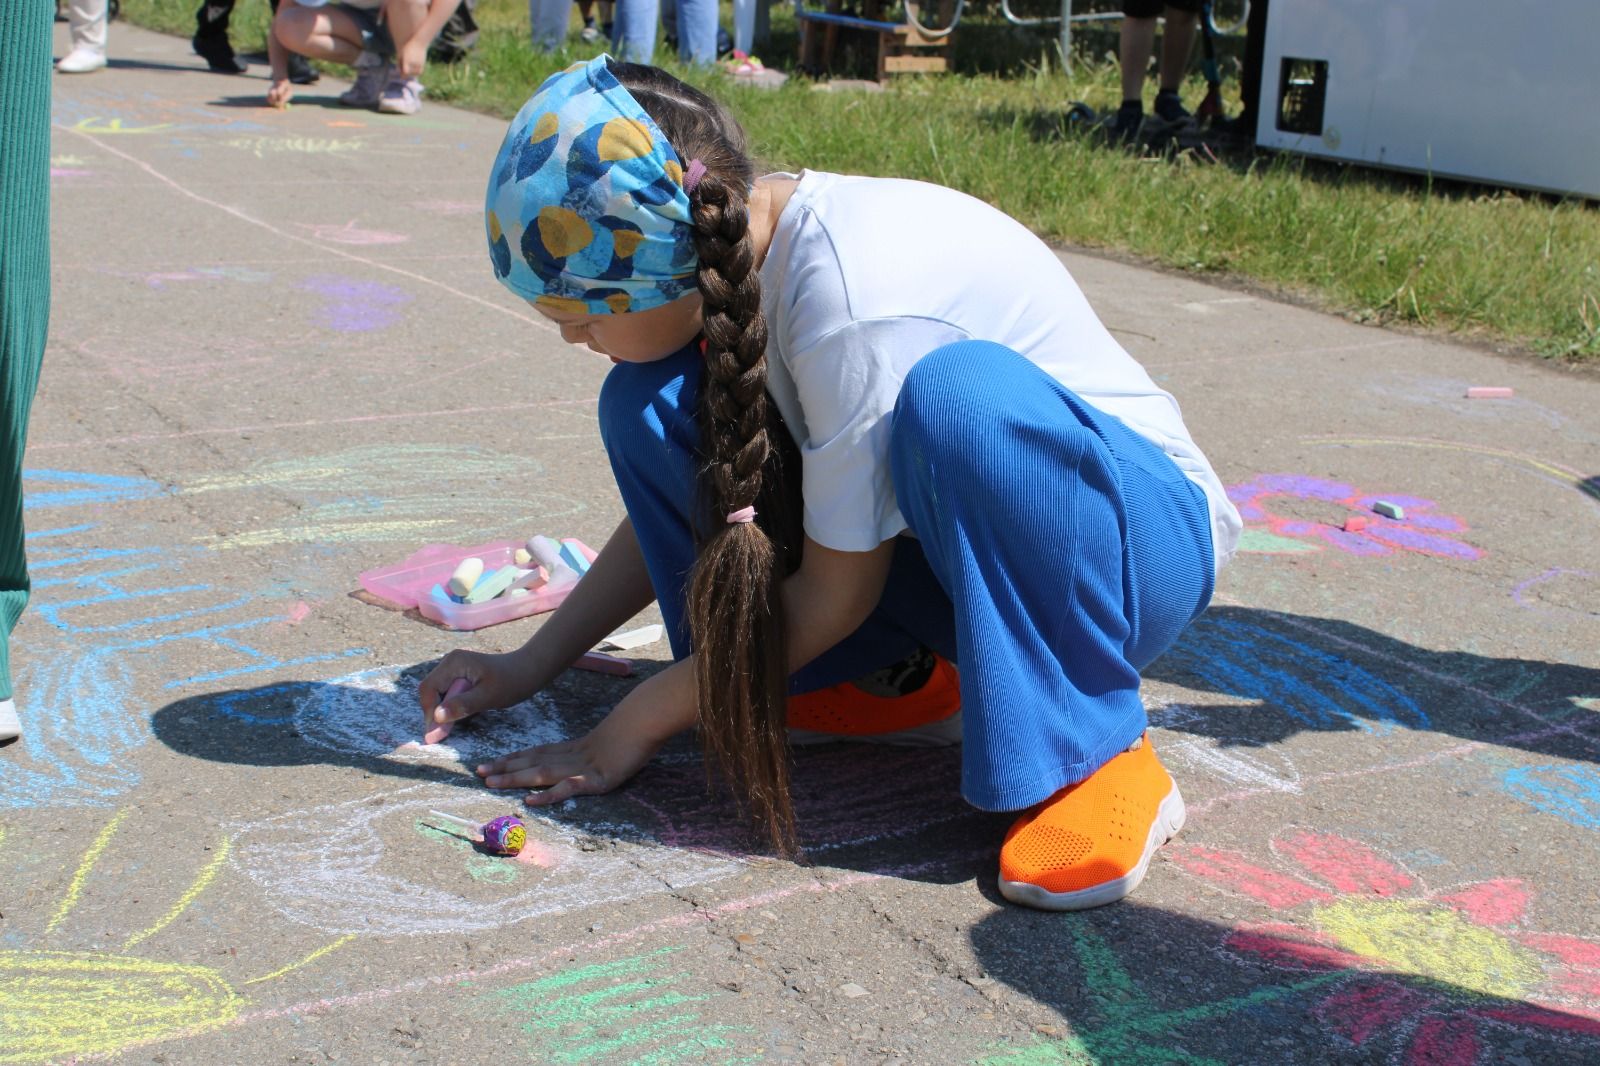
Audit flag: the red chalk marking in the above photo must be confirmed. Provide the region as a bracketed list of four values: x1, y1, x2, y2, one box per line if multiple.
[575, 651, 633, 677]
[1278, 830, 1413, 897]
[1409, 1015, 1480, 1064]
[1342, 514, 1368, 533]
[1466, 386, 1514, 399]
[1164, 845, 1333, 908]
[1437, 878, 1530, 926]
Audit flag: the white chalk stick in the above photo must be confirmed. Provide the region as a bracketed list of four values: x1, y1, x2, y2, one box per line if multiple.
[600, 624, 663, 651]
[447, 557, 484, 598]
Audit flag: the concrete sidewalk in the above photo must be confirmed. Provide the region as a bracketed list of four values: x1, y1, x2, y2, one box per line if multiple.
[4, 20, 1598, 1066]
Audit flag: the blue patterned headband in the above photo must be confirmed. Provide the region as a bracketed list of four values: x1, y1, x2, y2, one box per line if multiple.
[485, 55, 698, 316]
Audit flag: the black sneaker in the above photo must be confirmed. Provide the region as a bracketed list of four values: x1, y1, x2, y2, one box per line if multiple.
[1103, 102, 1144, 146]
[1153, 90, 1192, 125]
[193, 33, 248, 74]
[287, 53, 320, 85]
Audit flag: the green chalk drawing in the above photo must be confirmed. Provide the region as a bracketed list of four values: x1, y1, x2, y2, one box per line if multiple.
[414, 820, 518, 885]
[975, 922, 1344, 1066]
[488, 948, 756, 1065]
[1236, 530, 1319, 554]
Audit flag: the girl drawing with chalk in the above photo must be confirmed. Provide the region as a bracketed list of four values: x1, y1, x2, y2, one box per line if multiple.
[420, 57, 1241, 910]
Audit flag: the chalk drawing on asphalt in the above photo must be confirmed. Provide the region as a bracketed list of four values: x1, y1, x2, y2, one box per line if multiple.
[1227, 474, 1482, 559]
[1168, 829, 1600, 1059]
[229, 784, 745, 935]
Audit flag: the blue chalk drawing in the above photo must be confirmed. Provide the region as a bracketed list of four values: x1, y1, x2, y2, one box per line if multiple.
[1, 525, 368, 809]
[1159, 617, 1429, 734]
[24, 469, 167, 510]
[1501, 764, 1600, 830]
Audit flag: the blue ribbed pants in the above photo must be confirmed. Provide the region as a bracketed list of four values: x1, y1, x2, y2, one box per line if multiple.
[598, 340, 1214, 811]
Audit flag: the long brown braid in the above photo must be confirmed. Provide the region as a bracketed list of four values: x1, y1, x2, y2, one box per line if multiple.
[613, 63, 805, 855]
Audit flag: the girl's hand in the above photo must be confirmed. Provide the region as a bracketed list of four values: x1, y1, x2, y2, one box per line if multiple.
[396, 38, 428, 78]
[476, 708, 665, 805]
[266, 79, 293, 109]
[418, 649, 535, 740]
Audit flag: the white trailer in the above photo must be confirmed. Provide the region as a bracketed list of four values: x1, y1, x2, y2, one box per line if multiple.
[1256, 0, 1599, 199]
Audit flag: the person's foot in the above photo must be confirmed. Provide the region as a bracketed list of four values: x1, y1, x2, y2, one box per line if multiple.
[0, 699, 19, 746]
[193, 32, 248, 73]
[1103, 100, 1144, 146]
[338, 52, 391, 107]
[1152, 88, 1191, 125]
[998, 733, 1186, 911]
[787, 649, 962, 747]
[376, 76, 424, 116]
[287, 52, 320, 85]
[56, 46, 107, 74]
[580, 18, 600, 41]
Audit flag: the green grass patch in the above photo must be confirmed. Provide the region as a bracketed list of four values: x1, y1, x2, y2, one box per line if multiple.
[119, 0, 1600, 361]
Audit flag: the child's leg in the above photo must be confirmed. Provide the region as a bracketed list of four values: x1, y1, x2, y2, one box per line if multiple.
[273, 2, 367, 63]
[888, 340, 1214, 808]
[598, 344, 956, 693]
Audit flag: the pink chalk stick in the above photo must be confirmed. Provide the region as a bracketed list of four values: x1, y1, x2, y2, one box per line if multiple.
[574, 651, 633, 677]
[1342, 515, 1369, 533]
[424, 677, 472, 745]
[1466, 386, 1514, 399]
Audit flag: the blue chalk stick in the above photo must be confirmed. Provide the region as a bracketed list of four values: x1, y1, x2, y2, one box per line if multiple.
[559, 542, 591, 576]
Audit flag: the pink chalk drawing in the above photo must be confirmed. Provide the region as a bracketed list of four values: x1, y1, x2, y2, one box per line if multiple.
[50, 167, 93, 181]
[1227, 474, 1483, 559]
[296, 220, 410, 246]
[1168, 829, 1600, 1063]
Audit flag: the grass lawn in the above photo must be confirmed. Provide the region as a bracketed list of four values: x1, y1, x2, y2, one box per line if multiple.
[119, 0, 1600, 362]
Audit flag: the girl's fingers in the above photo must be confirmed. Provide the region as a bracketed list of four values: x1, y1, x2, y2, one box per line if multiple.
[523, 774, 600, 807]
[475, 741, 578, 775]
[480, 756, 592, 790]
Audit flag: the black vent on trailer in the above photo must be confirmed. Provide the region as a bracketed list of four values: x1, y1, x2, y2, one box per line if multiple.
[1276, 57, 1328, 135]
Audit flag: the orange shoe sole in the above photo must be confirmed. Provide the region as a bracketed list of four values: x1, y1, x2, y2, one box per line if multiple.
[997, 736, 1186, 911]
[787, 654, 961, 746]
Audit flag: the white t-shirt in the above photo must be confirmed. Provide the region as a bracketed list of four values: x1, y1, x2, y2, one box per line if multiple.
[758, 170, 1241, 576]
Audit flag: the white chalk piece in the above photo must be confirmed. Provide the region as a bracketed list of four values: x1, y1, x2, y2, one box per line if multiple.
[447, 557, 484, 598]
[463, 564, 520, 604]
[509, 566, 547, 592]
[508, 587, 530, 598]
[528, 535, 579, 588]
[513, 547, 533, 567]
[600, 624, 664, 651]
[1466, 386, 1514, 399]
[1371, 501, 1405, 520]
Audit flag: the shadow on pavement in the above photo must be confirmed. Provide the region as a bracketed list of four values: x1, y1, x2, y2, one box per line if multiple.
[969, 901, 1600, 1064]
[1146, 607, 1600, 765]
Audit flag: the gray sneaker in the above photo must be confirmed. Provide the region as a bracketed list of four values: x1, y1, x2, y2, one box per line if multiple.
[339, 52, 392, 108]
[377, 76, 424, 116]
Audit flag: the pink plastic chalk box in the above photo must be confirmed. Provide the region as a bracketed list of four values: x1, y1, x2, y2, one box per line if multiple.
[359, 535, 596, 631]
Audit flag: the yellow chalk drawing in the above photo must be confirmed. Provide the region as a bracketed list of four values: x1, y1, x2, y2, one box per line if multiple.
[0, 951, 242, 1064]
[70, 117, 174, 135]
[241, 934, 355, 986]
[1313, 897, 1544, 999]
[1309, 436, 1599, 501]
[43, 807, 130, 935]
[182, 444, 532, 497]
[122, 838, 231, 950]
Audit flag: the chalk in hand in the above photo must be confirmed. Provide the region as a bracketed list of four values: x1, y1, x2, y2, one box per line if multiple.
[424, 676, 471, 745]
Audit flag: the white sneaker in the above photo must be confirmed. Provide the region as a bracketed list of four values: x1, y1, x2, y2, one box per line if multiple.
[376, 76, 423, 115]
[338, 52, 392, 108]
[0, 699, 19, 745]
[56, 47, 107, 74]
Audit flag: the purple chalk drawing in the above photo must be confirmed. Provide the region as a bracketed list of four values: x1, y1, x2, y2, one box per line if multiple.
[298, 275, 412, 333]
[1227, 474, 1482, 560]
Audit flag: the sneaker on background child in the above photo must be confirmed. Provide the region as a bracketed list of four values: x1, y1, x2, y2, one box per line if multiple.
[56, 0, 109, 73]
[267, 0, 461, 113]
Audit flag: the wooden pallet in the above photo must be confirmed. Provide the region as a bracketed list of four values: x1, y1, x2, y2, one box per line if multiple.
[796, 0, 955, 81]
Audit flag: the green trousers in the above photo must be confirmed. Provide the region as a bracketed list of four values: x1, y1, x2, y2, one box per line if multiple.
[0, 0, 51, 701]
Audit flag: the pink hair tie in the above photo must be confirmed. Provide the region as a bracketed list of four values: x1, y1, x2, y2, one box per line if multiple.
[683, 158, 707, 195]
[725, 505, 756, 525]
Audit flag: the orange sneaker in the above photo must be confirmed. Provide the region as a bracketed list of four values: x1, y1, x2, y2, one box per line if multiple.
[786, 652, 962, 747]
[998, 734, 1186, 911]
